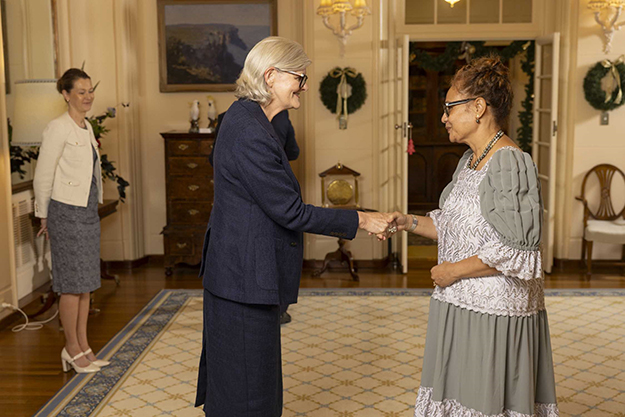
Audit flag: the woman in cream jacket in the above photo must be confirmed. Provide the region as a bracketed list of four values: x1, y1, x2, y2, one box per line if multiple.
[34, 69, 109, 374]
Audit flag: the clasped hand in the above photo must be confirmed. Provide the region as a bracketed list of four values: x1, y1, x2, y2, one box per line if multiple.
[359, 211, 404, 240]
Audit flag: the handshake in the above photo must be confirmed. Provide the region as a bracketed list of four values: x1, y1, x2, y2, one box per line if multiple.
[358, 211, 408, 240]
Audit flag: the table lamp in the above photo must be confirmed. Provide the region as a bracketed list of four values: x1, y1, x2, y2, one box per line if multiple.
[11, 79, 66, 146]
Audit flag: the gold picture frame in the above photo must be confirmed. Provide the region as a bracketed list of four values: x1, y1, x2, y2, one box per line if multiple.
[157, 0, 277, 92]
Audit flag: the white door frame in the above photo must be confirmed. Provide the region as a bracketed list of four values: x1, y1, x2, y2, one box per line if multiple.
[533, 33, 560, 274]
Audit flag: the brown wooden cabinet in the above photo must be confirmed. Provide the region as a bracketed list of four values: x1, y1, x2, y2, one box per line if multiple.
[160, 131, 215, 275]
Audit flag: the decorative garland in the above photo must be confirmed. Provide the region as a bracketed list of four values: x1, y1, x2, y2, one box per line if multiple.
[319, 67, 367, 115]
[409, 41, 535, 153]
[583, 57, 625, 111]
[517, 42, 535, 155]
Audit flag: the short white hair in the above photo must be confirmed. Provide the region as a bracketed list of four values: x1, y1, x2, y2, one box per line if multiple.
[235, 36, 311, 105]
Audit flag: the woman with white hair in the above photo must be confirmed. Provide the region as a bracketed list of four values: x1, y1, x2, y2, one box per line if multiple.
[195, 36, 394, 416]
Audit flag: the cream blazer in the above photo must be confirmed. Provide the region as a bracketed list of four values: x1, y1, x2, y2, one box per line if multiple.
[34, 112, 103, 218]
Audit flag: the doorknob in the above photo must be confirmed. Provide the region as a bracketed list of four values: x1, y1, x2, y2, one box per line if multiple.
[394, 122, 413, 137]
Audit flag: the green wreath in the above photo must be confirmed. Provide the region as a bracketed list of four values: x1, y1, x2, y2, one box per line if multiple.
[583, 60, 625, 111]
[319, 67, 367, 115]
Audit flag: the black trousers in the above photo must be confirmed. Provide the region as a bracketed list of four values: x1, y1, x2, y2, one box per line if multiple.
[195, 290, 282, 416]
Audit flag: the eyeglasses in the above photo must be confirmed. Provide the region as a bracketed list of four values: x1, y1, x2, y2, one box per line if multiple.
[276, 68, 308, 90]
[442, 98, 480, 117]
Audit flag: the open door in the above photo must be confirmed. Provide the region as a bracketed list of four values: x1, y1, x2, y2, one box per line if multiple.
[377, 31, 409, 273]
[392, 34, 410, 273]
[532, 33, 560, 274]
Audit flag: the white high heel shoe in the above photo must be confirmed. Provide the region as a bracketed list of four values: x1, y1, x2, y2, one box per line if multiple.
[61, 348, 100, 373]
[83, 348, 110, 367]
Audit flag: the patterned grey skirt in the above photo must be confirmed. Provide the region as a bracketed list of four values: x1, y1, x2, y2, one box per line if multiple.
[48, 148, 101, 294]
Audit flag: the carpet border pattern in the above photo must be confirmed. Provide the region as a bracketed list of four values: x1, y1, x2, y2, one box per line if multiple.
[34, 287, 625, 416]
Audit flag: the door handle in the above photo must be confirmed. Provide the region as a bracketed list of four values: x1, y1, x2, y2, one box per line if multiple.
[552, 121, 557, 136]
[394, 122, 413, 138]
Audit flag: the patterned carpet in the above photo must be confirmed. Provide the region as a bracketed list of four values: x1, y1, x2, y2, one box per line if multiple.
[36, 289, 625, 417]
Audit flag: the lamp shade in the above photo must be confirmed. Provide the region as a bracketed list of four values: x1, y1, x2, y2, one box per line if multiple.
[332, 0, 353, 13]
[11, 79, 66, 146]
[588, 0, 608, 11]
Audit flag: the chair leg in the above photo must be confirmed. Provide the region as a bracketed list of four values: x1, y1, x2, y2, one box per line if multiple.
[580, 238, 587, 264]
[586, 240, 593, 278]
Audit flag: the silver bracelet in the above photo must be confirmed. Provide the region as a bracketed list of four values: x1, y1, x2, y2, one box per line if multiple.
[408, 215, 418, 232]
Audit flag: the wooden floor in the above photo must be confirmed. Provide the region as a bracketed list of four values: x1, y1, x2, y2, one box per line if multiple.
[0, 262, 623, 417]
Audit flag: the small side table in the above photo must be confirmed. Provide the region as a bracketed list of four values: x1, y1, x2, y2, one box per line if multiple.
[312, 238, 359, 281]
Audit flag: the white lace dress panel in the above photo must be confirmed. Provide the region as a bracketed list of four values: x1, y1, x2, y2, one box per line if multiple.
[428, 153, 546, 317]
[415, 387, 559, 417]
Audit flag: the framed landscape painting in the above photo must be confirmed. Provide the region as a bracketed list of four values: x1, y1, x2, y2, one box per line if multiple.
[157, 0, 277, 92]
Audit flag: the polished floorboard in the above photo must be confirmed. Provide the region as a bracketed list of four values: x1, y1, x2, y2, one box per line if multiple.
[0, 262, 623, 416]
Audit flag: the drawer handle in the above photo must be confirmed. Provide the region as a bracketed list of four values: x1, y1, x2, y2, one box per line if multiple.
[176, 242, 188, 249]
[178, 144, 189, 151]
[187, 162, 198, 169]
[210, 179, 214, 184]
[188, 209, 200, 216]
[210, 144, 214, 149]
[188, 185, 200, 191]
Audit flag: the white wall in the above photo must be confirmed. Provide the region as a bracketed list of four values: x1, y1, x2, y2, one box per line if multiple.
[565, 0, 625, 260]
[302, 0, 385, 260]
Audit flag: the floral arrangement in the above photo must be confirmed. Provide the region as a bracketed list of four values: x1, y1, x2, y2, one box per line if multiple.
[87, 106, 129, 202]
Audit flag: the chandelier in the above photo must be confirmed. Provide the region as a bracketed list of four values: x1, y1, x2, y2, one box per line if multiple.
[317, 0, 371, 57]
[445, 0, 462, 7]
[588, 0, 625, 53]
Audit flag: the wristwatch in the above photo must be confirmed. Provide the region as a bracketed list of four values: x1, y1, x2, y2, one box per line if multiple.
[408, 215, 418, 232]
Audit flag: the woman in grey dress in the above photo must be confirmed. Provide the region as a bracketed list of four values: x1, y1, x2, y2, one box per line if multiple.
[34, 69, 110, 374]
[389, 56, 558, 416]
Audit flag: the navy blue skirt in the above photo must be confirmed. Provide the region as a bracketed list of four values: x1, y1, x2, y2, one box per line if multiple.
[196, 289, 282, 417]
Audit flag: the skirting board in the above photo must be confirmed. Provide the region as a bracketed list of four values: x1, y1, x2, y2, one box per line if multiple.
[552, 258, 625, 274]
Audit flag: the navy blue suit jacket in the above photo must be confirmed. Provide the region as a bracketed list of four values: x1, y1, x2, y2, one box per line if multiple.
[209, 109, 299, 166]
[200, 99, 359, 306]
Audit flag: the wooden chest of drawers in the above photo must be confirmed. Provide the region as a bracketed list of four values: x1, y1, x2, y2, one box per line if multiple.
[160, 131, 215, 275]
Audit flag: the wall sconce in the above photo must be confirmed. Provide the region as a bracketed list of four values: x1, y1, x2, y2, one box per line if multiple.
[588, 0, 625, 53]
[445, 0, 462, 7]
[317, 0, 371, 57]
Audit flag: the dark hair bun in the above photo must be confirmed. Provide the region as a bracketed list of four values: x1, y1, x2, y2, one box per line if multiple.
[57, 68, 91, 94]
[452, 55, 513, 130]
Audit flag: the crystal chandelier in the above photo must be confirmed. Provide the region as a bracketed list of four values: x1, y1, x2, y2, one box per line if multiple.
[588, 0, 625, 53]
[317, 0, 371, 57]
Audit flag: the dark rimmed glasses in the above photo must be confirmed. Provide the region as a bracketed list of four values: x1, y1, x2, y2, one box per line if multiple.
[276, 68, 308, 90]
[442, 97, 479, 117]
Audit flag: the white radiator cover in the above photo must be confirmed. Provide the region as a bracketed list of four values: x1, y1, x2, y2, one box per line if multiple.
[12, 189, 51, 301]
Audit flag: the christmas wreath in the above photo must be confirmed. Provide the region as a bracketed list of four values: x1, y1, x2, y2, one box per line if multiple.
[319, 67, 367, 116]
[583, 57, 625, 111]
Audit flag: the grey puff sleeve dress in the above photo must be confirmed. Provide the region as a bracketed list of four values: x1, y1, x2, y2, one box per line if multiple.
[414, 147, 558, 416]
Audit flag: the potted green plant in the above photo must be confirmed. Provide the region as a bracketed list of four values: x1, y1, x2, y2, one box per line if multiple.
[87, 106, 130, 202]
